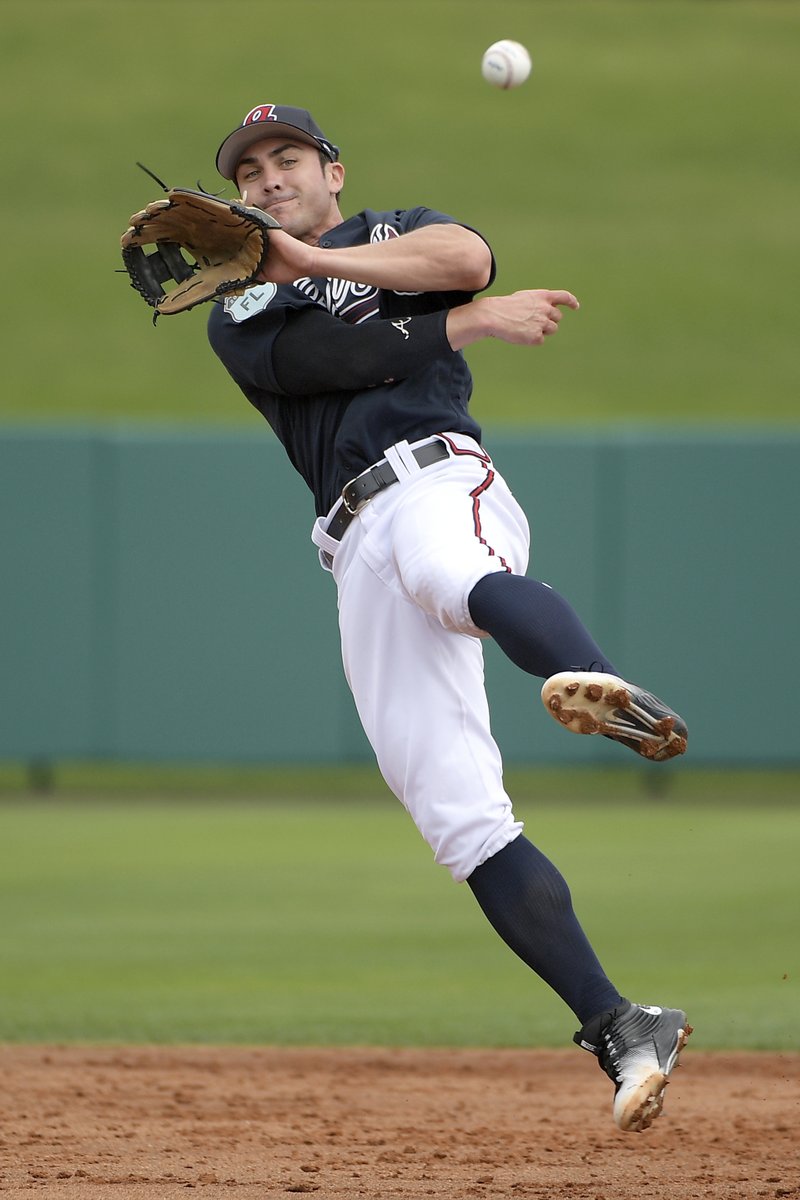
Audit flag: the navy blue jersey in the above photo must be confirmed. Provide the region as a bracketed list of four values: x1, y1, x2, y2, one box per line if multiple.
[208, 206, 495, 516]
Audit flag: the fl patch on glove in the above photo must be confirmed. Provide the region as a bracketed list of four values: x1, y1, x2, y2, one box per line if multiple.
[120, 188, 281, 317]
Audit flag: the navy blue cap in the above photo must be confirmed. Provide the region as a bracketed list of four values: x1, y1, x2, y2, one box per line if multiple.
[216, 104, 340, 180]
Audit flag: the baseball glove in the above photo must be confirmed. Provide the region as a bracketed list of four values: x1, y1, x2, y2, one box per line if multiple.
[120, 189, 281, 317]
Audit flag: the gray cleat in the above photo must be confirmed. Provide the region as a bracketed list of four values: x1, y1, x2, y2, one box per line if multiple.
[575, 1001, 692, 1132]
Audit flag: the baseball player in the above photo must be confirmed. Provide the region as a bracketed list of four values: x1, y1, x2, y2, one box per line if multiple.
[207, 103, 691, 1132]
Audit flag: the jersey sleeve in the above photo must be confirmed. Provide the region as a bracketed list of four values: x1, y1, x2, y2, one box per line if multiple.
[271, 306, 452, 394]
[398, 206, 497, 292]
[206, 290, 316, 394]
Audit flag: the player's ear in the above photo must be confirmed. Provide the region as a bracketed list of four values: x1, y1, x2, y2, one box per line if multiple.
[327, 161, 345, 199]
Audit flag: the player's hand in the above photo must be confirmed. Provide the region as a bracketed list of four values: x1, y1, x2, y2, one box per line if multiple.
[446, 289, 579, 350]
[254, 227, 317, 284]
[480, 289, 580, 346]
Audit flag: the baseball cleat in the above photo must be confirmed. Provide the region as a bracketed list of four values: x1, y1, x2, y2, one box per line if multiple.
[574, 1001, 692, 1133]
[540, 671, 688, 761]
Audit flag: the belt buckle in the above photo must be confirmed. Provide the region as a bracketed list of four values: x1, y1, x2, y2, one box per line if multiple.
[342, 460, 380, 515]
[341, 476, 362, 516]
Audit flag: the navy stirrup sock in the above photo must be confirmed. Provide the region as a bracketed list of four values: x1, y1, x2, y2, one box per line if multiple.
[467, 571, 619, 679]
[467, 835, 623, 1024]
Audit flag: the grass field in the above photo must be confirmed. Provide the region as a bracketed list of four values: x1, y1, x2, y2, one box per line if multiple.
[2, 3, 797, 1057]
[1, 0, 798, 427]
[1, 768, 796, 1050]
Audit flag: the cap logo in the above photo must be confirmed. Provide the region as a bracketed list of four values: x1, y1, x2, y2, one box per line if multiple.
[242, 105, 278, 128]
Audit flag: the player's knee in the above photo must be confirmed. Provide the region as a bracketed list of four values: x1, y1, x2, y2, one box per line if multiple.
[420, 810, 524, 884]
[399, 556, 493, 635]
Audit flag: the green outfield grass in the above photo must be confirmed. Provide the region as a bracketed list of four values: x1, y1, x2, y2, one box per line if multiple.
[1, 769, 796, 1050]
[2, 2, 797, 1054]
[1, 1, 797, 427]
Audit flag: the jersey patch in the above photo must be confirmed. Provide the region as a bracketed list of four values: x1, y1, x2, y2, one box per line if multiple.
[224, 283, 278, 323]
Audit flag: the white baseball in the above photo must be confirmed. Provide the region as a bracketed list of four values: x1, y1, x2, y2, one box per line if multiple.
[481, 40, 532, 89]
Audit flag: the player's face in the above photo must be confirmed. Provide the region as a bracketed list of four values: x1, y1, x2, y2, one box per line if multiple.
[234, 138, 344, 243]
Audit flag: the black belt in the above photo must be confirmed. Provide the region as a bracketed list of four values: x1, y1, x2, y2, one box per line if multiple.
[326, 439, 450, 542]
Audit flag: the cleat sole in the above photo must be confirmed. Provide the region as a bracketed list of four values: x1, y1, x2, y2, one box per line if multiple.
[542, 672, 688, 762]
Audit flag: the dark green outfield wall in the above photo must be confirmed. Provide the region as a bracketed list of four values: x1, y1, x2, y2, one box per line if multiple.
[2, 428, 796, 768]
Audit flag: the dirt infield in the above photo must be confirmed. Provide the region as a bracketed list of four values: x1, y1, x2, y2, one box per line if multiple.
[1, 1046, 798, 1199]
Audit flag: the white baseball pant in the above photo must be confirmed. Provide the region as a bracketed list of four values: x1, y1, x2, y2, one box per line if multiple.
[311, 433, 530, 882]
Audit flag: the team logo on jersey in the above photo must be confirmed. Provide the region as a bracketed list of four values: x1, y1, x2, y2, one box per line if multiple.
[294, 276, 380, 325]
[242, 104, 277, 128]
[224, 283, 277, 322]
[291, 222, 422, 322]
[370, 223, 400, 244]
[370, 223, 422, 297]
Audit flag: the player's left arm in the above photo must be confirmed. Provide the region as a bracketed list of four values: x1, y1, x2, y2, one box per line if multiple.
[257, 224, 493, 294]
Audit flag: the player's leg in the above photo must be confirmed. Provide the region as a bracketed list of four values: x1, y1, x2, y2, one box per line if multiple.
[382, 440, 614, 685]
[465, 549, 687, 759]
[332, 474, 623, 1022]
[466, 832, 623, 1023]
[466, 571, 619, 678]
[336, 540, 623, 1021]
[466, 838, 690, 1128]
[326, 445, 690, 1129]
[334, 516, 521, 881]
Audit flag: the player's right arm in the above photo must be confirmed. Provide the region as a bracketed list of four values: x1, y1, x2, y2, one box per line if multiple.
[209, 289, 579, 398]
[268, 291, 578, 394]
[445, 290, 580, 349]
